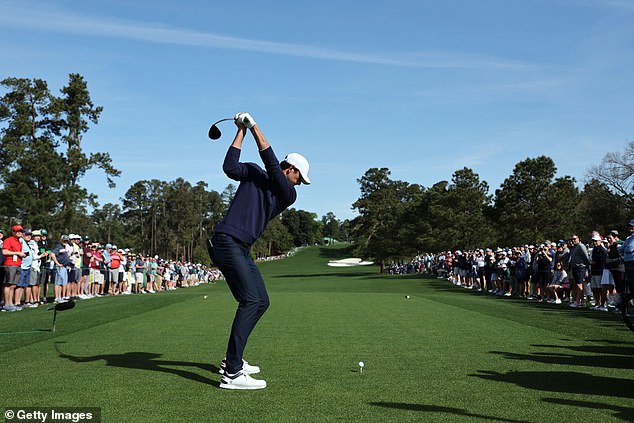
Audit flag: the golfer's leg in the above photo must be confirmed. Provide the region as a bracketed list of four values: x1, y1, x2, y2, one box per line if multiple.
[225, 259, 266, 373]
[247, 257, 270, 324]
[210, 235, 262, 374]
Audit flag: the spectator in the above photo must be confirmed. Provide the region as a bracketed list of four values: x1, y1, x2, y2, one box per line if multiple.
[80, 236, 92, 298]
[108, 246, 121, 295]
[68, 234, 83, 299]
[30, 230, 46, 305]
[102, 244, 112, 295]
[2, 225, 26, 312]
[89, 243, 104, 296]
[38, 229, 51, 303]
[619, 221, 634, 301]
[134, 254, 145, 294]
[50, 235, 73, 303]
[16, 228, 33, 308]
[117, 249, 129, 295]
[515, 247, 529, 298]
[589, 234, 607, 310]
[568, 234, 590, 308]
[24, 229, 45, 307]
[606, 230, 624, 309]
[548, 261, 568, 304]
[535, 244, 553, 301]
[0, 228, 4, 306]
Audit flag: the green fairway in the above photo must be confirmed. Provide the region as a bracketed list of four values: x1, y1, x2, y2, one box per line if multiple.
[1, 245, 633, 422]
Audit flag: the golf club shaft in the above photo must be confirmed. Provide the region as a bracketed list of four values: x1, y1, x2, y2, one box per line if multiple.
[212, 118, 233, 126]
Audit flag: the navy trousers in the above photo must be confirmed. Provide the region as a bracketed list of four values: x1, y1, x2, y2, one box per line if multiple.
[208, 233, 270, 374]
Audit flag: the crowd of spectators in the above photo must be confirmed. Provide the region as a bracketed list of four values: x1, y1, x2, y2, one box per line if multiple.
[0, 225, 223, 312]
[388, 222, 634, 313]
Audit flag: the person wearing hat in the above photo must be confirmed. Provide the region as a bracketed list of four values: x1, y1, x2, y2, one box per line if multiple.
[30, 230, 46, 304]
[2, 225, 27, 311]
[601, 230, 625, 309]
[208, 113, 310, 390]
[20, 229, 40, 308]
[589, 234, 608, 310]
[88, 243, 105, 296]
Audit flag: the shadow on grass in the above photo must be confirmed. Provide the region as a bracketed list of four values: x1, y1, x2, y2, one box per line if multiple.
[369, 402, 531, 423]
[542, 397, 634, 422]
[489, 348, 634, 370]
[532, 342, 634, 357]
[471, 370, 634, 399]
[56, 345, 219, 386]
[423, 278, 629, 330]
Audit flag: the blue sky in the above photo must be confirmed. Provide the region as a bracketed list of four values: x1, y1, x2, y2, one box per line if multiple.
[2, 0, 633, 220]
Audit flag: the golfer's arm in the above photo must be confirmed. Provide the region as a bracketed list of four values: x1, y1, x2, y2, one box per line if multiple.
[231, 127, 247, 150]
[250, 125, 270, 151]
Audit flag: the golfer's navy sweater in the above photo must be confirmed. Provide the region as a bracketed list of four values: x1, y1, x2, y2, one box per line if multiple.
[214, 146, 296, 246]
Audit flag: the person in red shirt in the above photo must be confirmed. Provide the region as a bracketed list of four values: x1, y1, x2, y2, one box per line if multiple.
[2, 225, 26, 312]
[109, 248, 121, 295]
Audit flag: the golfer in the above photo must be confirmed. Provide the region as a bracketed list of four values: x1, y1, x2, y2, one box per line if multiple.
[208, 112, 310, 390]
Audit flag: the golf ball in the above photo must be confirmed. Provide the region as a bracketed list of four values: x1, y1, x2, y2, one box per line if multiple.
[358, 361, 365, 368]
[405, 295, 410, 299]
[203, 295, 208, 299]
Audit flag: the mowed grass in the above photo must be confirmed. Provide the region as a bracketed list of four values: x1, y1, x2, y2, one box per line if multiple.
[1, 245, 633, 422]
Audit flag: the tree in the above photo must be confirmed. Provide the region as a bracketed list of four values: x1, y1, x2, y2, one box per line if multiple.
[321, 212, 341, 242]
[0, 77, 65, 228]
[53, 73, 120, 229]
[351, 168, 423, 269]
[494, 156, 579, 245]
[92, 203, 126, 245]
[577, 179, 630, 235]
[253, 216, 293, 258]
[221, 183, 237, 206]
[281, 208, 321, 247]
[411, 168, 495, 252]
[587, 141, 634, 206]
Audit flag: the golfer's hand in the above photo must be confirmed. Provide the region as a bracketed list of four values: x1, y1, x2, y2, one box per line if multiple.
[234, 119, 247, 131]
[235, 112, 256, 128]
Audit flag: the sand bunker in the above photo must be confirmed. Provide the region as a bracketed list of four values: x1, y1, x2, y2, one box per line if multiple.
[327, 258, 374, 267]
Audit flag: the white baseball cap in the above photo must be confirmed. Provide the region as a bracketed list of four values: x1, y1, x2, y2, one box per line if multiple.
[284, 153, 311, 185]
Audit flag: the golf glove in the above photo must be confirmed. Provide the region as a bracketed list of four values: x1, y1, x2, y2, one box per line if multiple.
[235, 112, 256, 128]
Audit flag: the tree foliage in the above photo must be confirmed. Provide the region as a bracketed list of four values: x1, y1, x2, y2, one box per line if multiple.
[350, 168, 423, 267]
[493, 156, 579, 245]
[0, 75, 119, 232]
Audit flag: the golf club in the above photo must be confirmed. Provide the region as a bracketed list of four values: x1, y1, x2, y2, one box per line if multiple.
[49, 300, 76, 333]
[208, 117, 234, 140]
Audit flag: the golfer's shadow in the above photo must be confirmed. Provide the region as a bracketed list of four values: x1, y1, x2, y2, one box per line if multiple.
[57, 348, 220, 387]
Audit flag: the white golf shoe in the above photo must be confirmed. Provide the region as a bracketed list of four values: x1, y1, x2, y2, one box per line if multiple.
[219, 358, 260, 375]
[219, 372, 266, 390]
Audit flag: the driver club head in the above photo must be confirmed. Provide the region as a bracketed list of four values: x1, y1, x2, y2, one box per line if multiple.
[208, 124, 222, 140]
[208, 117, 233, 141]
